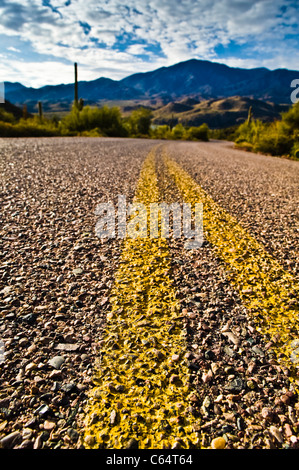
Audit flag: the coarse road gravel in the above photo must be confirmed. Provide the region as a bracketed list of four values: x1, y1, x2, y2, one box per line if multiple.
[0, 137, 298, 450]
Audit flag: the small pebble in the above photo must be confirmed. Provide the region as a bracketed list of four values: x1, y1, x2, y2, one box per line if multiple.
[0, 431, 22, 449]
[48, 356, 65, 369]
[84, 435, 95, 446]
[211, 437, 226, 449]
[270, 425, 284, 444]
[43, 420, 56, 431]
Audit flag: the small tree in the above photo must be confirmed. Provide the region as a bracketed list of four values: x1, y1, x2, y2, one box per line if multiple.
[151, 125, 172, 139]
[129, 107, 152, 135]
[186, 123, 209, 141]
[171, 123, 185, 140]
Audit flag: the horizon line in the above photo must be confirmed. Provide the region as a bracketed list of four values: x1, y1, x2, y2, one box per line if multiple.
[4, 57, 299, 90]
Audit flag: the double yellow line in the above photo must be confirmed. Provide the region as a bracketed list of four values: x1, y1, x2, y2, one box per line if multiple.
[83, 148, 200, 449]
[83, 145, 298, 449]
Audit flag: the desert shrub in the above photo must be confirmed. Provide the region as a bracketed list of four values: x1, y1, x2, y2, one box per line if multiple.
[151, 123, 210, 141]
[234, 141, 254, 151]
[150, 125, 171, 139]
[0, 121, 20, 137]
[235, 119, 265, 147]
[0, 117, 60, 137]
[282, 101, 299, 130]
[80, 128, 105, 137]
[186, 123, 210, 141]
[291, 142, 299, 159]
[60, 105, 128, 137]
[128, 107, 152, 136]
[254, 121, 293, 156]
[234, 102, 299, 158]
[0, 109, 15, 123]
[210, 126, 237, 141]
[171, 123, 186, 140]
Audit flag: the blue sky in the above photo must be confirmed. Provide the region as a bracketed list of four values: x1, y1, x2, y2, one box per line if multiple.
[0, 0, 298, 87]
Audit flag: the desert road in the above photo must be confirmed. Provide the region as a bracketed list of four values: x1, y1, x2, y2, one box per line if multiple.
[0, 137, 298, 449]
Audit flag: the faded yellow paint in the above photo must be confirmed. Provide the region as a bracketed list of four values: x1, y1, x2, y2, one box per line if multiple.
[83, 147, 201, 449]
[83, 146, 298, 449]
[163, 151, 299, 380]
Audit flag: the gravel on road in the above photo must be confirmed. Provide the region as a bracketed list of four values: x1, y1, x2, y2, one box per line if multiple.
[0, 137, 298, 449]
[0, 137, 156, 449]
[156, 147, 299, 449]
[166, 140, 299, 280]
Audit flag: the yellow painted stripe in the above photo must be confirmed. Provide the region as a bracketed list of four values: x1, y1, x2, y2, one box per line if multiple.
[163, 151, 299, 378]
[83, 147, 201, 449]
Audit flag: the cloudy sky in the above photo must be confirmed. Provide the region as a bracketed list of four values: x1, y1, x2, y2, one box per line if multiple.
[0, 0, 298, 87]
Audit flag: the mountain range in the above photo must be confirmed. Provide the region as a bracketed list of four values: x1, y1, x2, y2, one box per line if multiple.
[151, 96, 289, 128]
[3, 58, 297, 126]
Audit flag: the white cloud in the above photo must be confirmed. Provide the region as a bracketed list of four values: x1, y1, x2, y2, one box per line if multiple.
[0, 0, 298, 86]
[7, 46, 21, 52]
[0, 59, 76, 87]
[126, 44, 147, 55]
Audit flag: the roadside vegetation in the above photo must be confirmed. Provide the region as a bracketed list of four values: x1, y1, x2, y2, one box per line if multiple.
[0, 103, 210, 142]
[1, 100, 298, 159]
[226, 102, 299, 160]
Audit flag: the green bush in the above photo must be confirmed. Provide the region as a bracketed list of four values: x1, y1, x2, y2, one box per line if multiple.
[127, 107, 152, 136]
[0, 117, 59, 137]
[60, 105, 128, 137]
[282, 101, 299, 129]
[186, 123, 209, 141]
[150, 125, 172, 140]
[254, 121, 293, 156]
[150, 122, 210, 141]
[234, 102, 299, 159]
[0, 100, 214, 142]
[235, 119, 265, 147]
[291, 142, 299, 159]
[0, 121, 21, 137]
[80, 128, 105, 137]
[171, 123, 186, 140]
[210, 126, 238, 141]
[0, 109, 15, 123]
[234, 141, 254, 151]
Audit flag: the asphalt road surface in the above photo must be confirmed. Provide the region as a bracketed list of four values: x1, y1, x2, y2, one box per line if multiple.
[0, 137, 298, 450]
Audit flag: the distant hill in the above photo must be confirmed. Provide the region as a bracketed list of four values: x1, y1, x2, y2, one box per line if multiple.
[3, 59, 297, 126]
[4, 78, 141, 113]
[152, 96, 289, 129]
[120, 59, 298, 104]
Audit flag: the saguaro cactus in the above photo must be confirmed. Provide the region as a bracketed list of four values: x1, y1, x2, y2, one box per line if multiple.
[38, 101, 43, 122]
[78, 97, 84, 111]
[247, 105, 252, 125]
[22, 104, 28, 120]
[74, 62, 79, 108]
